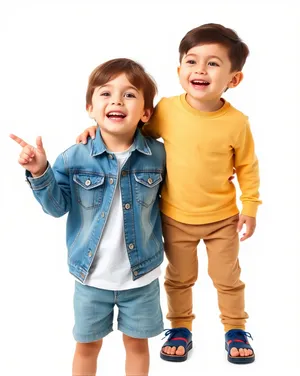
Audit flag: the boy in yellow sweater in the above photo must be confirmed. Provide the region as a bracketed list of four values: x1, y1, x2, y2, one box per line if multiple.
[76, 23, 261, 364]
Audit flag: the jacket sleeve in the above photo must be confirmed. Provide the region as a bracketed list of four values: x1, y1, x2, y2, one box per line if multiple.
[25, 153, 72, 218]
[234, 120, 262, 217]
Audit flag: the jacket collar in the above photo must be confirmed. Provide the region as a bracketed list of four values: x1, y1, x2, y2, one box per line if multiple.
[90, 127, 152, 156]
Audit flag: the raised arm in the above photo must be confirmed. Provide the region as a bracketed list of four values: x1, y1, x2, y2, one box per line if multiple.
[10, 134, 72, 217]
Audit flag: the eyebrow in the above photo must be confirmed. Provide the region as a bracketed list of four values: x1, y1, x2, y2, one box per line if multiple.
[185, 53, 224, 63]
[99, 84, 139, 93]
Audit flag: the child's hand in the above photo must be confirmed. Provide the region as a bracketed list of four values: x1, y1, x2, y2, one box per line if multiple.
[237, 214, 256, 241]
[228, 167, 236, 183]
[10, 134, 48, 177]
[76, 126, 97, 144]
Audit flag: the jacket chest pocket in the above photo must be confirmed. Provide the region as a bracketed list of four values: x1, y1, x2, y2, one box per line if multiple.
[134, 172, 162, 208]
[73, 173, 105, 209]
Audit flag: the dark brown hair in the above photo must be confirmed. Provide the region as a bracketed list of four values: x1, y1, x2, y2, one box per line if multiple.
[86, 58, 157, 110]
[179, 23, 249, 72]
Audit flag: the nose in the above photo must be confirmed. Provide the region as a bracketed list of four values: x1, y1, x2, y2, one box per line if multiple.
[111, 96, 123, 106]
[194, 63, 206, 74]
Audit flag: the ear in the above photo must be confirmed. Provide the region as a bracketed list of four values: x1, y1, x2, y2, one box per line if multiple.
[177, 66, 181, 77]
[141, 108, 152, 123]
[86, 104, 95, 119]
[227, 71, 243, 89]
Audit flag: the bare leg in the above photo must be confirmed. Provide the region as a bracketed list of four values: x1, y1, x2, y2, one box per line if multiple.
[123, 334, 149, 376]
[72, 340, 103, 376]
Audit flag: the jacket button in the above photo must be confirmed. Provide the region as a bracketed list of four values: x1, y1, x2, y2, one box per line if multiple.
[108, 154, 113, 159]
[109, 178, 114, 184]
[147, 178, 153, 184]
[80, 272, 85, 279]
[101, 212, 105, 218]
[128, 243, 134, 250]
[85, 179, 91, 186]
[125, 203, 131, 209]
[88, 251, 92, 257]
[121, 171, 127, 177]
[134, 271, 138, 276]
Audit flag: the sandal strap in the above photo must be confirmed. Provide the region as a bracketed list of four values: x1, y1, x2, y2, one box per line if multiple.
[163, 338, 189, 348]
[161, 327, 192, 349]
[225, 329, 254, 351]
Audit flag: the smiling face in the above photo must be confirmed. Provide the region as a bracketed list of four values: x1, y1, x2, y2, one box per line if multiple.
[179, 43, 243, 111]
[87, 73, 151, 145]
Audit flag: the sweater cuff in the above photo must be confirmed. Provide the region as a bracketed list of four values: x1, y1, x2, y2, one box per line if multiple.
[241, 202, 259, 217]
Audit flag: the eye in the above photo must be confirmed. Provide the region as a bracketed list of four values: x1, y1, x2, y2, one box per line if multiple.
[208, 61, 219, 67]
[186, 59, 196, 65]
[124, 92, 136, 98]
[100, 92, 110, 96]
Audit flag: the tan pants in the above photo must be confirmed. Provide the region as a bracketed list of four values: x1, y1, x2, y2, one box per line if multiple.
[162, 213, 248, 332]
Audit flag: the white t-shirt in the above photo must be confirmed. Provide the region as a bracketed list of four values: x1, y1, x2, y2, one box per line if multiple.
[85, 146, 161, 290]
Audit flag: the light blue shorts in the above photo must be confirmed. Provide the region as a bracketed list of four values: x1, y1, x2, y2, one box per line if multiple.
[73, 278, 164, 343]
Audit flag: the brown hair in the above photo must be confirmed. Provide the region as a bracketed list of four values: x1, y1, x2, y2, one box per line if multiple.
[179, 23, 249, 72]
[86, 58, 157, 110]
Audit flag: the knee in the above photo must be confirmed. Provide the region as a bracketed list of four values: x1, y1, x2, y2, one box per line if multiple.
[208, 265, 243, 288]
[75, 340, 103, 358]
[209, 260, 241, 280]
[123, 335, 148, 354]
[165, 274, 197, 287]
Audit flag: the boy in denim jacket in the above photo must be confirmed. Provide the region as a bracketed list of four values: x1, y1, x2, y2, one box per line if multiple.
[11, 58, 166, 376]
[77, 24, 261, 365]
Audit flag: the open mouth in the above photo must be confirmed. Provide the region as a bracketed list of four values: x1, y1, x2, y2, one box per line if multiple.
[190, 80, 210, 86]
[106, 111, 127, 119]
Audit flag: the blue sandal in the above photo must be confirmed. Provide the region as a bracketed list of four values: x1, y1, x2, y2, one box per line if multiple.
[225, 329, 255, 364]
[160, 327, 193, 362]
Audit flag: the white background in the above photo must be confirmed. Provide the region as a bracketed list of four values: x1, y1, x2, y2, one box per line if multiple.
[1, 0, 300, 375]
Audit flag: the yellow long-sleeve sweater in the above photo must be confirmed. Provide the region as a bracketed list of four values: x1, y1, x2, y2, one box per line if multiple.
[142, 94, 261, 224]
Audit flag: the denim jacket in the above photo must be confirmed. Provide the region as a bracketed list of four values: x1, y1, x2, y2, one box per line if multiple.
[26, 129, 166, 283]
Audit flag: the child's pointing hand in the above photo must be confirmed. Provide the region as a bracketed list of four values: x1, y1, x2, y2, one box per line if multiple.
[10, 134, 48, 177]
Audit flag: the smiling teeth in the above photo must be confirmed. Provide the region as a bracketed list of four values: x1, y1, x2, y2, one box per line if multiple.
[192, 80, 209, 84]
[107, 112, 126, 118]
